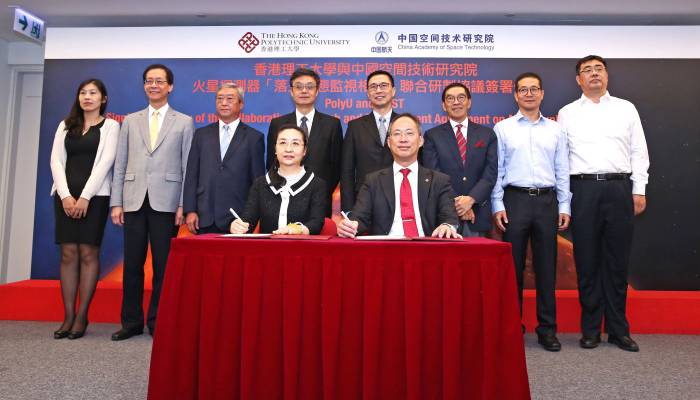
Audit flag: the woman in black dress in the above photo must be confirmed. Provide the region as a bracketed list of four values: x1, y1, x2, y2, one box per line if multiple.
[230, 125, 329, 235]
[49, 79, 120, 339]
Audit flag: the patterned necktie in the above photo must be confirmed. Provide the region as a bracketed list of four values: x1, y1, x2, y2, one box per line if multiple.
[378, 116, 387, 146]
[455, 124, 467, 164]
[399, 168, 419, 237]
[149, 110, 160, 150]
[220, 125, 231, 160]
[300, 116, 309, 138]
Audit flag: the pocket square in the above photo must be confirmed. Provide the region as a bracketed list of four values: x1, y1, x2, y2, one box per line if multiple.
[474, 139, 486, 148]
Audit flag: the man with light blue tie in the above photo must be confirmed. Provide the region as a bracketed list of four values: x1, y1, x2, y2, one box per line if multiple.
[183, 82, 265, 234]
[491, 72, 571, 352]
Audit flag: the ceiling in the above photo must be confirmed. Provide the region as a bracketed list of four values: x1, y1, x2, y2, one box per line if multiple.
[3, 0, 700, 43]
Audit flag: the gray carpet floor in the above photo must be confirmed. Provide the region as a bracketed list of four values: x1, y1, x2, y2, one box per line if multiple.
[1, 321, 698, 399]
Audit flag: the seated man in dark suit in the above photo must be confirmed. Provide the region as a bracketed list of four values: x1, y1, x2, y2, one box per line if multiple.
[183, 82, 265, 234]
[423, 82, 498, 237]
[337, 113, 461, 239]
[266, 68, 343, 216]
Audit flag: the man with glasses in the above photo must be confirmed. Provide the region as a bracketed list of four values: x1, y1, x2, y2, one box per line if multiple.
[340, 70, 398, 213]
[110, 63, 194, 340]
[267, 67, 342, 216]
[183, 83, 264, 234]
[423, 82, 498, 237]
[492, 72, 571, 351]
[558, 55, 649, 352]
[337, 113, 460, 239]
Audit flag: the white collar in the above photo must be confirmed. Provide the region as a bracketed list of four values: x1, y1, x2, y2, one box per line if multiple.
[580, 91, 611, 105]
[296, 108, 315, 123]
[449, 118, 468, 131]
[392, 160, 419, 176]
[148, 103, 169, 116]
[219, 118, 240, 132]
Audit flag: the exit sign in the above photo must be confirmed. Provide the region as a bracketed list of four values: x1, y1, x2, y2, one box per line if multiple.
[13, 8, 45, 42]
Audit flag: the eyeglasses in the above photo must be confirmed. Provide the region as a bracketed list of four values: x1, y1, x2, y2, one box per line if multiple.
[517, 87, 541, 96]
[579, 65, 606, 75]
[389, 130, 417, 139]
[368, 82, 391, 92]
[292, 83, 317, 91]
[444, 94, 468, 104]
[144, 79, 168, 86]
[216, 95, 238, 103]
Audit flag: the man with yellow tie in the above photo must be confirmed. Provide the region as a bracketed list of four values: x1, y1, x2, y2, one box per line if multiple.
[110, 64, 194, 341]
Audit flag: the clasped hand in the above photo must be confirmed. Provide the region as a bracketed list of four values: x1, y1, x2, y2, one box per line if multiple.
[62, 196, 89, 219]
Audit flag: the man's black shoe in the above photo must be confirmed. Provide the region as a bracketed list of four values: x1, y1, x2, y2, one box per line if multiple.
[608, 335, 639, 352]
[111, 327, 143, 341]
[579, 334, 601, 349]
[537, 334, 561, 352]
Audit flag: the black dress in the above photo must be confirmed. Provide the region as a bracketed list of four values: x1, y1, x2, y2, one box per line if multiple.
[54, 120, 110, 245]
[240, 170, 329, 234]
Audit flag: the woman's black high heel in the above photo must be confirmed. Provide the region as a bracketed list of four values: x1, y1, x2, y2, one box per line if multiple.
[67, 319, 88, 340]
[54, 329, 70, 339]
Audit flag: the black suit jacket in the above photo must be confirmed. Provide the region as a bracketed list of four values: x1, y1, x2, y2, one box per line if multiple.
[241, 172, 329, 234]
[423, 121, 498, 232]
[266, 111, 343, 200]
[183, 121, 265, 231]
[340, 111, 398, 212]
[351, 166, 458, 235]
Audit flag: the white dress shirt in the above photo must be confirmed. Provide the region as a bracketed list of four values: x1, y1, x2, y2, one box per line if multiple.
[219, 118, 240, 156]
[148, 104, 169, 133]
[558, 92, 649, 194]
[296, 108, 315, 136]
[388, 161, 425, 237]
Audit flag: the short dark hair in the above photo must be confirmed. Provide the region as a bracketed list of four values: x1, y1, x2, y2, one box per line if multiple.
[575, 55, 607, 74]
[388, 113, 422, 136]
[514, 72, 543, 90]
[441, 82, 471, 102]
[366, 70, 394, 87]
[143, 63, 174, 84]
[290, 68, 320, 87]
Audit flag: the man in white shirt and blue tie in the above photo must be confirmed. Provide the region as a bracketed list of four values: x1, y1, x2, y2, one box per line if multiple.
[492, 72, 571, 352]
[183, 82, 265, 234]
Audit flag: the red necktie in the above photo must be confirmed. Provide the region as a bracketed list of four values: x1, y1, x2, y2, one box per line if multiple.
[400, 168, 419, 237]
[455, 124, 466, 164]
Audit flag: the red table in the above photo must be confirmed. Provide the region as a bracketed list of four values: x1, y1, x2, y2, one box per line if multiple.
[148, 236, 530, 400]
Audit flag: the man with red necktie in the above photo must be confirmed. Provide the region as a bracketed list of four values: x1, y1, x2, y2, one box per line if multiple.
[337, 113, 460, 239]
[423, 82, 498, 237]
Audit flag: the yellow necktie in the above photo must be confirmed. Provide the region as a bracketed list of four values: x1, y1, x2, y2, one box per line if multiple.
[150, 110, 160, 149]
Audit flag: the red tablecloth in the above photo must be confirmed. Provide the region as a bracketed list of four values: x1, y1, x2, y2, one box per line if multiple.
[148, 236, 530, 400]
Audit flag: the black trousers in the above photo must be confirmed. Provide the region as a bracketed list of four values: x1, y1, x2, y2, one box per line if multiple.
[122, 195, 178, 331]
[502, 188, 558, 336]
[570, 178, 634, 337]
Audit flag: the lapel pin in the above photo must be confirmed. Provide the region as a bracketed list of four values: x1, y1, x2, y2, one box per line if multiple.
[425, 178, 429, 182]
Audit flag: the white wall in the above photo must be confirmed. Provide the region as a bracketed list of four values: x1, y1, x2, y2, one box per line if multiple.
[0, 40, 44, 283]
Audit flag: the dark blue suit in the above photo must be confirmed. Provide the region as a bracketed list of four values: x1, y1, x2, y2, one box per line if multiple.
[423, 121, 498, 233]
[184, 121, 265, 232]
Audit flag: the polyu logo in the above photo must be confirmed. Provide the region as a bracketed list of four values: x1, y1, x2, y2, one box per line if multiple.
[238, 32, 260, 53]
